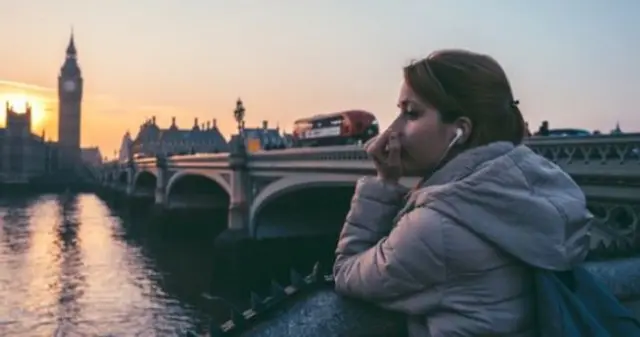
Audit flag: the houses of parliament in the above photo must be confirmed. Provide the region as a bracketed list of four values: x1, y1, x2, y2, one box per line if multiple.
[0, 33, 100, 185]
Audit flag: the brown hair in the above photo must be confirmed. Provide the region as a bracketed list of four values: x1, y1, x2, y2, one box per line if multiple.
[404, 49, 525, 147]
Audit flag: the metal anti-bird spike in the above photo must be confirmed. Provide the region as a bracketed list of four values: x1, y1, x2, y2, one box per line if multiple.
[270, 280, 286, 299]
[250, 292, 264, 311]
[289, 268, 305, 288]
[309, 261, 322, 284]
[189, 260, 333, 337]
[230, 309, 246, 329]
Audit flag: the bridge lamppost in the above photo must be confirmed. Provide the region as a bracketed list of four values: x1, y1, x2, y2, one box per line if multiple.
[232, 98, 247, 156]
[218, 97, 251, 268]
[234, 98, 245, 137]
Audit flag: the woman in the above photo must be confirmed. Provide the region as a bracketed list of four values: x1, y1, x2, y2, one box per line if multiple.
[333, 50, 592, 337]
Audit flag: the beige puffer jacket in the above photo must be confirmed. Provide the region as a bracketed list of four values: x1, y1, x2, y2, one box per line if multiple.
[333, 141, 592, 337]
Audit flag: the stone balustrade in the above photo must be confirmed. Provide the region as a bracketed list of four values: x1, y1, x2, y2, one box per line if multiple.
[105, 133, 640, 175]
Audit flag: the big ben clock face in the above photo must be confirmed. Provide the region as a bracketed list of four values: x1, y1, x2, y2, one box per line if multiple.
[63, 80, 76, 92]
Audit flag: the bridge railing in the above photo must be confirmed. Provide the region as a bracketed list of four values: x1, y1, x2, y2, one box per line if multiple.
[527, 134, 639, 161]
[248, 133, 640, 161]
[250, 145, 368, 161]
[168, 153, 230, 163]
[108, 134, 640, 175]
[527, 134, 639, 180]
[133, 153, 230, 169]
[246, 134, 640, 177]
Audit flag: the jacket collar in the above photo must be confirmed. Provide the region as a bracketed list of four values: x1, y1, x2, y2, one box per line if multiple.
[421, 141, 516, 188]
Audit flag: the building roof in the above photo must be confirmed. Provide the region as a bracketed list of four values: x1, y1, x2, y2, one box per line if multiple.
[228, 126, 290, 150]
[81, 147, 102, 164]
[131, 118, 229, 150]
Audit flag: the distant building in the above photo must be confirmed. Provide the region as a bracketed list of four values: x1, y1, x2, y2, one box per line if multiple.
[610, 122, 623, 135]
[128, 116, 229, 158]
[281, 133, 294, 148]
[118, 132, 134, 162]
[229, 120, 291, 152]
[81, 147, 103, 167]
[0, 102, 55, 183]
[535, 121, 550, 136]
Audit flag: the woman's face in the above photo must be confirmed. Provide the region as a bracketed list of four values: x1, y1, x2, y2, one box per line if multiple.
[389, 81, 459, 176]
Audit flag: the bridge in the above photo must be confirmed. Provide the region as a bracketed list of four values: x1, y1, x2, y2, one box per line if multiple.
[99, 134, 640, 248]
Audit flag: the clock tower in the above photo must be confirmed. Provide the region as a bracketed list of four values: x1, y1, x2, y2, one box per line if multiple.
[57, 31, 83, 169]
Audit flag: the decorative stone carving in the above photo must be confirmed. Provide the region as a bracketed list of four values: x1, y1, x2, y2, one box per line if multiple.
[220, 173, 231, 185]
[588, 201, 640, 260]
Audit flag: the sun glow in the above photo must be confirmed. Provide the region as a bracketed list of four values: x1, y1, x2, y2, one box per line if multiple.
[0, 93, 48, 130]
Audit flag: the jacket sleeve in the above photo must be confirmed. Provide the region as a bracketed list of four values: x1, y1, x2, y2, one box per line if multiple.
[333, 176, 409, 257]
[333, 179, 447, 314]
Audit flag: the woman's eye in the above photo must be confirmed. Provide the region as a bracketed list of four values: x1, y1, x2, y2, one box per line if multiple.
[402, 109, 420, 119]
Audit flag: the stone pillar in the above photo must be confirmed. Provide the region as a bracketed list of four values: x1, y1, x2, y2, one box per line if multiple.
[228, 142, 249, 231]
[213, 138, 253, 283]
[125, 163, 135, 196]
[155, 154, 168, 208]
[109, 170, 117, 190]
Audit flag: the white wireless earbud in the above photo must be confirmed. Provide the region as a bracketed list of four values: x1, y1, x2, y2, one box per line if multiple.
[455, 128, 463, 141]
[435, 128, 464, 168]
[448, 128, 463, 148]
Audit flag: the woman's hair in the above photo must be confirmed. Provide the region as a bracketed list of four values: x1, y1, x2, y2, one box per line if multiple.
[404, 49, 525, 147]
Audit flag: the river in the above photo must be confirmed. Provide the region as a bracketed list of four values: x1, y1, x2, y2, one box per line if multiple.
[0, 193, 336, 337]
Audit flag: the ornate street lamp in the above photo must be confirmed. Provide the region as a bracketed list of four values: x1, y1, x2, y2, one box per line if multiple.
[234, 98, 245, 137]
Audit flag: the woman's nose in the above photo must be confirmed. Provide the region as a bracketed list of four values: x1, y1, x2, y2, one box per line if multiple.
[387, 118, 404, 135]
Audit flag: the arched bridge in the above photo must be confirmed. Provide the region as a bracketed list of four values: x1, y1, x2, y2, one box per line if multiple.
[128, 167, 231, 211]
[99, 134, 640, 243]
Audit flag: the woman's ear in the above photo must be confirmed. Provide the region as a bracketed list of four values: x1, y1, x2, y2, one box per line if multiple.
[454, 117, 473, 144]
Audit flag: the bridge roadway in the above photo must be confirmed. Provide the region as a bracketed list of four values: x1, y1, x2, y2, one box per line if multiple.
[99, 134, 640, 250]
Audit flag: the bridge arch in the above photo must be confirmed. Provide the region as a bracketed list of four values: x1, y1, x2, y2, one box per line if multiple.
[166, 170, 231, 196]
[249, 174, 358, 239]
[132, 170, 157, 192]
[164, 170, 231, 210]
[133, 170, 157, 184]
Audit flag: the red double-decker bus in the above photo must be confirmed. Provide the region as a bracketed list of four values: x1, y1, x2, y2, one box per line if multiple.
[292, 110, 379, 147]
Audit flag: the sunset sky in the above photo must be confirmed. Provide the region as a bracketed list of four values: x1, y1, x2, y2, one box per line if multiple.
[0, 1, 638, 158]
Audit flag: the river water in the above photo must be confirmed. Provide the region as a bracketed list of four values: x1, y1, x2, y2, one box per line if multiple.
[0, 193, 336, 337]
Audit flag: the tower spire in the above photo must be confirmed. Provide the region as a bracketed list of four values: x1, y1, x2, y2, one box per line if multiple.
[66, 26, 77, 56]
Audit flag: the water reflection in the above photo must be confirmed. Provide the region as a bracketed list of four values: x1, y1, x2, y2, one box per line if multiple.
[0, 194, 193, 336]
[0, 193, 338, 336]
[53, 195, 85, 336]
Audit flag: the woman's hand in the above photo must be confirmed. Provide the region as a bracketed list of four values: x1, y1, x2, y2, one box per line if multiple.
[364, 130, 402, 184]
